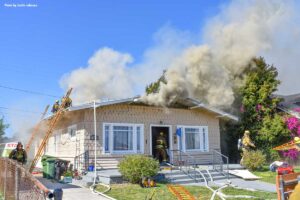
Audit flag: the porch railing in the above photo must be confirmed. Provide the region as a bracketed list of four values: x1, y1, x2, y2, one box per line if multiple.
[74, 151, 89, 171]
[170, 149, 230, 182]
[212, 149, 229, 180]
[170, 150, 199, 180]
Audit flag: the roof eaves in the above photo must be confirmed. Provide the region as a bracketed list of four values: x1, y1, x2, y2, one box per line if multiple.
[278, 106, 300, 119]
[95, 96, 140, 108]
[191, 103, 238, 121]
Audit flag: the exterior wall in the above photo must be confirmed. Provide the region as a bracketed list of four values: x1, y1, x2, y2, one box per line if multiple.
[44, 110, 87, 164]
[46, 104, 221, 165]
[84, 104, 220, 163]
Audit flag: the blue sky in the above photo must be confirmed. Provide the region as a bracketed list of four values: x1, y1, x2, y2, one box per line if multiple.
[0, 0, 228, 136]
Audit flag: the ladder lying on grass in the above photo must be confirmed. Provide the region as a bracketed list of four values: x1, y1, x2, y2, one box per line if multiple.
[167, 184, 196, 200]
[29, 88, 72, 173]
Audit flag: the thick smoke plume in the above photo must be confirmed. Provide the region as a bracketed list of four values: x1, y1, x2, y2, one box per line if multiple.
[61, 0, 299, 107]
[142, 0, 293, 107]
[60, 48, 134, 104]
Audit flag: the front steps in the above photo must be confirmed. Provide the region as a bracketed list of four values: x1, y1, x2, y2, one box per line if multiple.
[81, 164, 240, 186]
[162, 166, 235, 185]
[87, 157, 119, 170]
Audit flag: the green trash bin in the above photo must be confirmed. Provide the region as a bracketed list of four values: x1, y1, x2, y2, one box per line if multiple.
[42, 160, 47, 178]
[41, 155, 56, 179]
[42, 155, 51, 178]
[47, 158, 56, 179]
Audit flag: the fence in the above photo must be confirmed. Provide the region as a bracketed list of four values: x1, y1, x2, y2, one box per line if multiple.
[0, 158, 53, 200]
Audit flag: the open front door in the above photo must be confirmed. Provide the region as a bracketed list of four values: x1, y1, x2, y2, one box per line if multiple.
[151, 126, 170, 163]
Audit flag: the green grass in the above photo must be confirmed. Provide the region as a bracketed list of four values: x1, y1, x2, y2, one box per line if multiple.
[97, 183, 277, 200]
[185, 186, 277, 200]
[101, 184, 175, 200]
[252, 165, 300, 184]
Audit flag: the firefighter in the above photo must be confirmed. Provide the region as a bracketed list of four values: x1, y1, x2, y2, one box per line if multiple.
[9, 142, 27, 165]
[62, 96, 72, 108]
[240, 130, 255, 165]
[155, 132, 168, 163]
[51, 100, 60, 113]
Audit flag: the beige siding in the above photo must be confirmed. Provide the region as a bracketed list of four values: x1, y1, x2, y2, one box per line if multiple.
[46, 104, 221, 164]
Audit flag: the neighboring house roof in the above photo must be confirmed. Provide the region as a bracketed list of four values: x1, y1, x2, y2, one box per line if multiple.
[66, 96, 238, 121]
[276, 93, 300, 119]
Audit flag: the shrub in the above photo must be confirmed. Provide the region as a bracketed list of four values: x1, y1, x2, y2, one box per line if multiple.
[242, 150, 266, 171]
[263, 149, 281, 162]
[118, 155, 160, 184]
[63, 170, 73, 177]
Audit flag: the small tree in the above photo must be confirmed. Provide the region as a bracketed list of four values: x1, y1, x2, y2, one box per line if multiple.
[118, 155, 160, 184]
[145, 70, 166, 94]
[0, 117, 9, 143]
[239, 57, 289, 155]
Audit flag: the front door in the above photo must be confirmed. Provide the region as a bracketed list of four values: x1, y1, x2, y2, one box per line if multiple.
[151, 126, 170, 163]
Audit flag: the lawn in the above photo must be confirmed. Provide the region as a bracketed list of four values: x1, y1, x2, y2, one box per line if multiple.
[252, 165, 300, 184]
[96, 183, 277, 200]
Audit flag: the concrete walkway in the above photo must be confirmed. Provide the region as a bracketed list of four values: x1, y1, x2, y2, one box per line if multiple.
[225, 178, 276, 193]
[36, 175, 111, 200]
[186, 178, 276, 193]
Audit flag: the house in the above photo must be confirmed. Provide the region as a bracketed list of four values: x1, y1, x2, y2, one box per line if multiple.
[277, 93, 300, 119]
[43, 96, 237, 170]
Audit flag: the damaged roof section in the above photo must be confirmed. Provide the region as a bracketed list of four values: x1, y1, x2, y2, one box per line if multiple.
[67, 96, 238, 121]
[277, 93, 300, 119]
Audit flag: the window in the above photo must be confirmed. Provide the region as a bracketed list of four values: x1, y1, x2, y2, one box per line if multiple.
[113, 126, 133, 151]
[104, 125, 110, 153]
[137, 126, 141, 153]
[68, 125, 77, 138]
[185, 128, 201, 150]
[103, 123, 144, 154]
[178, 126, 209, 152]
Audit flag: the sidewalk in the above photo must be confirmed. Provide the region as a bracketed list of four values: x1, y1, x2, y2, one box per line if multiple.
[36, 175, 111, 200]
[225, 178, 276, 192]
[186, 178, 276, 193]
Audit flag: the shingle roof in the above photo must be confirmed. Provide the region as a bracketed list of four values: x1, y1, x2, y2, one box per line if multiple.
[66, 96, 238, 121]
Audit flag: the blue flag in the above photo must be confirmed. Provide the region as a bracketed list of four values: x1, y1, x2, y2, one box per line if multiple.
[176, 128, 182, 137]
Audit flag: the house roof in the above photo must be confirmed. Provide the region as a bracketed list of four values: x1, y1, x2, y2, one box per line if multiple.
[67, 96, 238, 121]
[276, 93, 300, 119]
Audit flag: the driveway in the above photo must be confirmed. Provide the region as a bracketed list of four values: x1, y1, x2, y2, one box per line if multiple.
[36, 175, 111, 200]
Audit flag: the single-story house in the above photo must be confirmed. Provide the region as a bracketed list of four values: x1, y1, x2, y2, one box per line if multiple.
[43, 96, 237, 170]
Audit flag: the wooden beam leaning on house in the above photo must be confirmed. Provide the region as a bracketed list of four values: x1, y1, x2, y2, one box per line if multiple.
[25, 105, 50, 152]
[29, 88, 73, 173]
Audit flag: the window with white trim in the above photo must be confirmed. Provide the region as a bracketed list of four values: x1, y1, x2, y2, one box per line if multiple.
[103, 123, 144, 154]
[68, 125, 77, 138]
[178, 126, 209, 152]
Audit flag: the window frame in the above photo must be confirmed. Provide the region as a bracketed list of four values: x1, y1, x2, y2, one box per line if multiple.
[177, 125, 209, 152]
[68, 125, 77, 139]
[102, 123, 144, 154]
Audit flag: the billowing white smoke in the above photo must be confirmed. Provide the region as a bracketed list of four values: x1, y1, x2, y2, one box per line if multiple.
[60, 26, 192, 104]
[60, 48, 135, 104]
[61, 0, 299, 107]
[142, 0, 293, 106]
